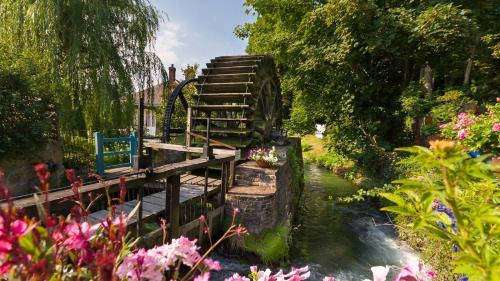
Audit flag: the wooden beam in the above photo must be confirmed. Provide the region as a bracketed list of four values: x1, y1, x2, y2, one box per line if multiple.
[144, 142, 240, 159]
[186, 107, 192, 161]
[188, 132, 236, 150]
[167, 175, 181, 238]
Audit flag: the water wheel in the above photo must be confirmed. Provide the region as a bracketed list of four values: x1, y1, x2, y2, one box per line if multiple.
[191, 55, 283, 148]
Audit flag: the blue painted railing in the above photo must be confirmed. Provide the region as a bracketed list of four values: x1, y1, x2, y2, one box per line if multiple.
[94, 132, 137, 175]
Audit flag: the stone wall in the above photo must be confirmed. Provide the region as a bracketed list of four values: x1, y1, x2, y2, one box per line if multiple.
[0, 139, 65, 197]
[225, 141, 301, 233]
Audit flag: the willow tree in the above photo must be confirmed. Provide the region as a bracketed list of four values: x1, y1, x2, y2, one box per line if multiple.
[0, 0, 166, 133]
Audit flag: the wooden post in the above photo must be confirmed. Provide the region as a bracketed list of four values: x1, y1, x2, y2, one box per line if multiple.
[204, 167, 209, 213]
[138, 97, 144, 157]
[130, 132, 138, 164]
[166, 175, 181, 238]
[186, 107, 192, 161]
[94, 132, 104, 175]
[229, 160, 235, 188]
[219, 161, 228, 206]
[136, 184, 144, 237]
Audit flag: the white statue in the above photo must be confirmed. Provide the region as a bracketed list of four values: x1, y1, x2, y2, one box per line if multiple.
[315, 124, 326, 139]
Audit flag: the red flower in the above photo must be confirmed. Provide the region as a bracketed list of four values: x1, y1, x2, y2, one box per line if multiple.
[34, 163, 49, 182]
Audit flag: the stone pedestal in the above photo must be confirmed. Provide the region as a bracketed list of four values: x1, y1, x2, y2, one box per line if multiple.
[225, 146, 296, 233]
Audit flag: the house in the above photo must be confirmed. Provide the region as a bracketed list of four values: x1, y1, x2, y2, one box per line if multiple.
[134, 64, 177, 136]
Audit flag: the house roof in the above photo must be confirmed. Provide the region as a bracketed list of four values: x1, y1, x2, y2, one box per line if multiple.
[134, 84, 167, 107]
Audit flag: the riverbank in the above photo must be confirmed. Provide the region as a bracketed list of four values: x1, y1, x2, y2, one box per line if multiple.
[301, 135, 456, 280]
[301, 135, 383, 188]
[213, 163, 419, 281]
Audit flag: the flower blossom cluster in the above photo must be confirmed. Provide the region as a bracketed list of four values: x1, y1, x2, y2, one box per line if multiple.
[1, 163, 439, 281]
[439, 105, 500, 154]
[226, 265, 310, 281]
[116, 237, 222, 281]
[440, 112, 475, 140]
[247, 147, 279, 165]
[359, 260, 436, 281]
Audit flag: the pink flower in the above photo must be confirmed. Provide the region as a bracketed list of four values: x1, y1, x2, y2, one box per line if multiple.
[457, 112, 467, 119]
[438, 123, 449, 129]
[492, 123, 500, 132]
[194, 272, 211, 281]
[0, 216, 4, 236]
[225, 273, 250, 281]
[0, 240, 12, 253]
[63, 221, 91, 250]
[426, 270, 437, 279]
[233, 208, 240, 216]
[323, 277, 335, 281]
[10, 220, 28, 236]
[280, 266, 310, 281]
[371, 266, 390, 281]
[394, 260, 430, 281]
[453, 117, 473, 129]
[203, 258, 221, 271]
[457, 128, 469, 140]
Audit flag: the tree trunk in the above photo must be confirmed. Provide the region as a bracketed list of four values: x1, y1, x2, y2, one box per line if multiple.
[413, 63, 433, 145]
[422, 63, 433, 94]
[463, 58, 473, 86]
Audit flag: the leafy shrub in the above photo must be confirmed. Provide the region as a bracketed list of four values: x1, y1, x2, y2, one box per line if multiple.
[0, 71, 56, 157]
[440, 104, 500, 154]
[382, 141, 500, 280]
[431, 89, 474, 124]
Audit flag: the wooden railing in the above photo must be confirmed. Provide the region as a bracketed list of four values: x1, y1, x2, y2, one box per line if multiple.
[94, 132, 137, 174]
[2, 154, 234, 240]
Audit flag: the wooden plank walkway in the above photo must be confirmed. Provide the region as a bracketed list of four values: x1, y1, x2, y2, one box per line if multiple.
[2, 155, 233, 209]
[87, 183, 220, 225]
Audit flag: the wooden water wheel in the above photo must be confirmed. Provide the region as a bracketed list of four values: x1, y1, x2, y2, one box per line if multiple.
[162, 55, 283, 149]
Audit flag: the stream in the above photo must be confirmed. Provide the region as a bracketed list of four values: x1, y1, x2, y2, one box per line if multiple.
[213, 164, 418, 281]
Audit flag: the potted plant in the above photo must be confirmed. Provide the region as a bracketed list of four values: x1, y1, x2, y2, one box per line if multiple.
[247, 147, 279, 168]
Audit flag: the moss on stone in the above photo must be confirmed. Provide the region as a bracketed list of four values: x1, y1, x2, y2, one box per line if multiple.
[244, 221, 290, 266]
[287, 142, 304, 208]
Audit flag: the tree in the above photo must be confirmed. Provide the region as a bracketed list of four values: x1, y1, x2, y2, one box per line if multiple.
[0, 0, 166, 133]
[237, 0, 498, 171]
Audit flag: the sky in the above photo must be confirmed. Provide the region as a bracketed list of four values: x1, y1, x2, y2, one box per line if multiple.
[150, 0, 255, 79]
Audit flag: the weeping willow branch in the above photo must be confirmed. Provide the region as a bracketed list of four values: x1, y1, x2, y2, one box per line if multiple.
[0, 0, 167, 132]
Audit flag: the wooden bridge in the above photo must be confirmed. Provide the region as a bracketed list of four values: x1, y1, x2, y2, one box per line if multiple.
[3, 153, 234, 241]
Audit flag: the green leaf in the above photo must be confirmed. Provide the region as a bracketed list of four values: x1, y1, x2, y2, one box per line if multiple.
[381, 205, 411, 215]
[380, 192, 406, 206]
[18, 233, 36, 255]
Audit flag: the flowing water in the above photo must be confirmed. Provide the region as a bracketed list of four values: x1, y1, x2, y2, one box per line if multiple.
[213, 164, 418, 281]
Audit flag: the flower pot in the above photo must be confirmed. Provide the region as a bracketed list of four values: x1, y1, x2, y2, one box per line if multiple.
[491, 155, 500, 173]
[255, 159, 272, 168]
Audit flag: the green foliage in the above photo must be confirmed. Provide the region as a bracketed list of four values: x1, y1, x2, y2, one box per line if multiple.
[381, 142, 500, 280]
[244, 222, 290, 266]
[0, 0, 166, 132]
[0, 68, 56, 157]
[60, 134, 95, 172]
[396, 214, 457, 281]
[431, 90, 475, 124]
[287, 144, 305, 207]
[240, 0, 499, 172]
[337, 184, 394, 203]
